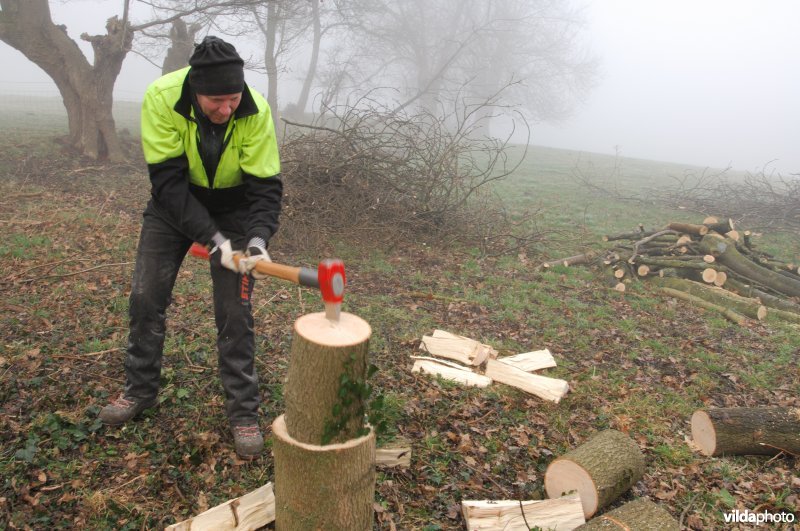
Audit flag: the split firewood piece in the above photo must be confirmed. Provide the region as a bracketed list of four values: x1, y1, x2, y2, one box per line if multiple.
[420, 331, 497, 366]
[462, 493, 585, 531]
[376, 437, 412, 468]
[412, 359, 493, 387]
[666, 222, 708, 236]
[575, 498, 679, 530]
[496, 349, 556, 372]
[544, 430, 645, 518]
[691, 407, 800, 456]
[484, 359, 569, 403]
[165, 482, 275, 531]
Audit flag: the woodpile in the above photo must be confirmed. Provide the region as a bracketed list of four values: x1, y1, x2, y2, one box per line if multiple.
[411, 330, 569, 403]
[543, 217, 800, 325]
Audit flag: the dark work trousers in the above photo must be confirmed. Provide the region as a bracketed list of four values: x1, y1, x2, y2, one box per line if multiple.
[123, 200, 259, 426]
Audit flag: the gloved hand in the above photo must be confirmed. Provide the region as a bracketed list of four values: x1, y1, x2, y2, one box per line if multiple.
[210, 232, 239, 273]
[238, 237, 271, 279]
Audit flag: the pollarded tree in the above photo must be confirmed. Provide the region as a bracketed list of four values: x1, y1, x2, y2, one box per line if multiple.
[0, 0, 133, 160]
[0, 0, 256, 161]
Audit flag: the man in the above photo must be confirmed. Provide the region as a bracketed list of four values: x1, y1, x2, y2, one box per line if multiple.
[99, 36, 282, 460]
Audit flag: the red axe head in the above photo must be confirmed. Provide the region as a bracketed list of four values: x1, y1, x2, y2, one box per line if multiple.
[318, 259, 346, 304]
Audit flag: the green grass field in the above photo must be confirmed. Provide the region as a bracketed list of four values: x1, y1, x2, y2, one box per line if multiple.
[0, 113, 797, 529]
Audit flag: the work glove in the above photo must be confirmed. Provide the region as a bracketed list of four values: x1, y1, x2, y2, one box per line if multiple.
[238, 237, 271, 280]
[210, 232, 239, 273]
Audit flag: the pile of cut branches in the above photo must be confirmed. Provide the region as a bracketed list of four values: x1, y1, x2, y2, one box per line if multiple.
[543, 217, 800, 325]
[275, 101, 546, 256]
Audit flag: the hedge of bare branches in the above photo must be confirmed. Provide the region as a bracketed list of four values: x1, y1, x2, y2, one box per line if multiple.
[275, 100, 546, 256]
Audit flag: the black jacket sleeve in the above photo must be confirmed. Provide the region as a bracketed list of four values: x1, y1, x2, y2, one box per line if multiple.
[243, 172, 283, 246]
[148, 155, 220, 245]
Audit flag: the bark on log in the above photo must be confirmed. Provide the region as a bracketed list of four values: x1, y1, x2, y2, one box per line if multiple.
[650, 277, 767, 320]
[603, 229, 657, 242]
[659, 287, 747, 325]
[284, 312, 372, 445]
[462, 494, 585, 531]
[544, 430, 645, 518]
[272, 415, 375, 530]
[725, 278, 800, 314]
[699, 234, 800, 298]
[691, 407, 800, 456]
[542, 251, 597, 268]
[703, 218, 735, 235]
[574, 498, 680, 530]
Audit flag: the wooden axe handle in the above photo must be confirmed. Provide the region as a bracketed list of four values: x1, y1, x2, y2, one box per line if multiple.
[188, 243, 318, 288]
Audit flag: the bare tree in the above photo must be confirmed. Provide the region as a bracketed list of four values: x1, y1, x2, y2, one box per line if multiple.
[0, 0, 256, 161]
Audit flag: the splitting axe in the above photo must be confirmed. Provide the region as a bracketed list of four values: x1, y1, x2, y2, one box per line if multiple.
[188, 242, 345, 322]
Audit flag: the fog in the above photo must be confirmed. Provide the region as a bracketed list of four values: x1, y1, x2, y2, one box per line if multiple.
[1, 0, 798, 174]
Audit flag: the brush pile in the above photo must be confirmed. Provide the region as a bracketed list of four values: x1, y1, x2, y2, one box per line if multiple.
[543, 217, 800, 325]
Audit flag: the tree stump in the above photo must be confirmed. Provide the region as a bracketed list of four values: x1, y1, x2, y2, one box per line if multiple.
[691, 407, 800, 456]
[272, 415, 375, 530]
[575, 498, 680, 530]
[284, 311, 372, 445]
[544, 430, 645, 518]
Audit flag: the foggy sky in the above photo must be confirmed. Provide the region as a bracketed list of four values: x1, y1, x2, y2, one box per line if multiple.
[0, 0, 798, 174]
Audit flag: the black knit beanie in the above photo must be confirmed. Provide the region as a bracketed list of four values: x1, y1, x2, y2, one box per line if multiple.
[188, 36, 245, 95]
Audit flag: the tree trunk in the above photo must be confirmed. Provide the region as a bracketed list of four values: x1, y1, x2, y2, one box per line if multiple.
[264, 1, 280, 128]
[544, 430, 645, 518]
[161, 19, 200, 75]
[292, 0, 320, 117]
[699, 234, 800, 298]
[272, 415, 375, 531]
[724, 277, 800, 315]
[575, 498, 679, 531]
[283, 311, 372, 445]
[659, 287, 747, 325]
[0, 0, 131, 161]
[691, 407, 800, 456]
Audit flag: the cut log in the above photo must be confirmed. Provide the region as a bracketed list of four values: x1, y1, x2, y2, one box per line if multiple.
[613, 282, 626, 293]
[651, 277, 767, 321]
[703, 254, 716, 263]
[702, 215, 719, 224]
[603, 229, 658, 242]
[462, 494, 585, 531]
[666, 222, 708, 235]
[725, 278, 800, 315]
[284, 312, 372, 445]
[545, 430, 645, 518]
[704, 217, 735, 235]
[496, 349, 557, 372]
[637, 264, 650, 277]
[542, 251, 597, 269]
[484, 359, 569, 403]
[701, 268, 717, 283]
[725, 230, 740, 241]
[165, 483, 275, 531]
[713, 270, 727, 287]
[699, 233, 800, 298]
[376, 437, 411, 468]
[272, 415, 375, 530]
[575, 498, 679, 530]
[411, 359, 493, 387]
[691, 407, 800, 456]
[613, 268, 625, 279]
[659, 287, 747, 325]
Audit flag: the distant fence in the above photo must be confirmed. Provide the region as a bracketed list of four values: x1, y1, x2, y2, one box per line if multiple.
[0, 82, 142, 134]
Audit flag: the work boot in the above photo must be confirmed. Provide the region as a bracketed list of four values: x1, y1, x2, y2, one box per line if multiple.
[98, 395, 158, 426]
[232, 424, 264, 460]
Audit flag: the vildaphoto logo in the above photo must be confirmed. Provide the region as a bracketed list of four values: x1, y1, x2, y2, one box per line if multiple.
[723, 509, 796, 526]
